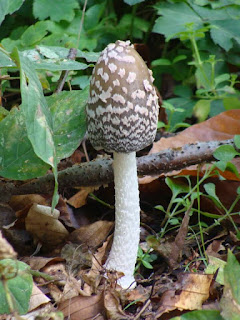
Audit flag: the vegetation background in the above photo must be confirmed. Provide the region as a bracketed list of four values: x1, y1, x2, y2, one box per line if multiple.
[1, 0, 240, 319]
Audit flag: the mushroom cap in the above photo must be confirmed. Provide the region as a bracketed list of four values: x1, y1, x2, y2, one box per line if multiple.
[86, 40, 159, 153]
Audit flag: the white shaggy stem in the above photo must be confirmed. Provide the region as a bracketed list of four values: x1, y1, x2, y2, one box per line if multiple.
[105, 152, 140, 289]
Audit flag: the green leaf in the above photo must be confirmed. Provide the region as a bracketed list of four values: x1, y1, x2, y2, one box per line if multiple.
[171, 310, 223, 320]
[142, 260, 153, 269]
[84, 3, 106, 30]
[172, 55, 187, 64]
[0, 0, 25, 25]
[47, 89, 88, 161]
[0, 50, 16, 68]
[214, 145, 240, 161]
[165, 177, 189, 198]
[234, 135, 240, 149]
[0, 107, 49, 180]
[223, 97, 240, 110]
[205, 256, 226, 285]
[124, 0, 146, 5]
[214, 73, 230, 86]
[165, 97, 195, 131]
[0, 259, 33, 315]
[153, 2, 202, 38]
[13, 48, 59, 208]
[22, 47, 92, 71]
[203, 183, 222, 206]
[210, 20, 240, 51]
[220, 250, 240, 319]
[152, 58, 171, 66]
[20, 21, 50, 47]
[33, 0, 78, 22]
[194, 99, 211, 122]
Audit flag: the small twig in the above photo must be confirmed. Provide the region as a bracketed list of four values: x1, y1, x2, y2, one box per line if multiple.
[55, 48, 78, 93]
[133, 299, 151, 320]
[0, 139, 237, 201]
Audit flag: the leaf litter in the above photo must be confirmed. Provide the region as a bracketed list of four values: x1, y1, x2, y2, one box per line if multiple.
[1, 109, 240, 319]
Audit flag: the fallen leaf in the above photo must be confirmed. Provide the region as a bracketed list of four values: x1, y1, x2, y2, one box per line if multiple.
[0, 231, 17, 259]
[156, 273, 213, 318]
[28, 283, 50, 312]
[25, 204, 69, 247]
[58, 293, 105, 320]
[104, 289, 128, 320]
[69, 220, 113, 248]
[68, 186, 98, 208]
[151, 109, 240, 154]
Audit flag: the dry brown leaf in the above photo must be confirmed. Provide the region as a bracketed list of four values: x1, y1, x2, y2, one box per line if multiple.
[69, 220, 113, 248]
[22, 256, 65, 271]
[58, 293, 105, 320]
[156, 273, 213, 318]
[104, 289, 128, 320]
[25, 204, 69, 247]
[28, 283, 51, 312]
[67, 186, 99, 208]
[0, 231, 17, 259]
[9, 194, 47, 213]
[151, 109, 240, 154]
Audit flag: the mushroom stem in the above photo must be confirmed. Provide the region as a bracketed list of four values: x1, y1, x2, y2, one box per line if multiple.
[105, 151, 140, 289]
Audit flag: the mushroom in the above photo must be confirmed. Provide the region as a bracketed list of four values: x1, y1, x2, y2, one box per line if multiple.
[86, 40, 159, 289]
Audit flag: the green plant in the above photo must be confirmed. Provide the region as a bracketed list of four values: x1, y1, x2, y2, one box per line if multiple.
[152, 0, 240, 130]
[136, 246, 157, 271]
[0, 259, 33, 315]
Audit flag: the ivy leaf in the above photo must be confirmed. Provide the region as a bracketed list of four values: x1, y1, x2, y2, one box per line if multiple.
[33, 0, 78, 22]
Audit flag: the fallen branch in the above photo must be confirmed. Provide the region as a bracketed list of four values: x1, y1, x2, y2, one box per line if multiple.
[0, 139, 236, 201]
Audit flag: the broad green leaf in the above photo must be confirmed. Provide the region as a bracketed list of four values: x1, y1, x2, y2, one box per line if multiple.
[0, 107, 49, 180]
[36, 45, 100, 62]
[13, 48, 59, 207]
[20, 21, 50, 47]
[210, 20, 240, 51]
[118, 14, 150, 39]
[221, 251, 240, 319]
[171, 310, 223, 320]
[0, 0, 24, 25]
[214, 145, 240, 161]
[223, 97, 240, 110]
[47, 89, 88, 161]
[14, 50, 56, 168]
[84, 3, 106, 30]
[0, 50, 16, 67]
[153, 2, 202, 38]
[0, 259, 33, 315]
[33, 0, 78, 22]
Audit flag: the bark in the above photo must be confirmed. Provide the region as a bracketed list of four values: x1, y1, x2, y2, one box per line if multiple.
[0, 139, 236, 201]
